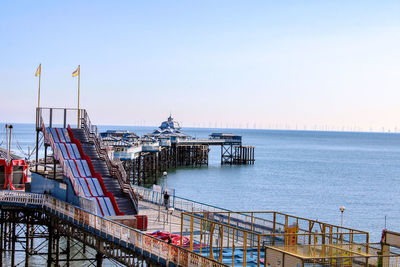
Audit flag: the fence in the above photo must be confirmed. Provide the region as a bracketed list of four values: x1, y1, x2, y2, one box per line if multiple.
[131, 184, 230, 214]
[180, 211, 371, 267]
[81, 109, 139, 209]
[0, 191, 228, 267]
[265, 244, 400, 267]
[130, 186, 370, 246]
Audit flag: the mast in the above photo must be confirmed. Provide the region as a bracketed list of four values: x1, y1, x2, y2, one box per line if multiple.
[5, 124, 9, 163]
[5, 124, 13, 164]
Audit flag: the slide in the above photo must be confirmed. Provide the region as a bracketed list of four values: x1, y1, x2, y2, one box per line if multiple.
[48, 127, 117, 217]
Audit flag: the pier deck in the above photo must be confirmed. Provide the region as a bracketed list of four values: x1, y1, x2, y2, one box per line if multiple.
[1, 186, 399, 267]
[176, 139, 241, 145]
[0, 190, 228, 267]
[138, 199, 182, 234]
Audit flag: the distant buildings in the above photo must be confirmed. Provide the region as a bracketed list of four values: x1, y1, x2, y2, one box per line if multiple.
[101, 115, 190, 159]
[160, 115, 181, 130]
[144, 115, 189, 142]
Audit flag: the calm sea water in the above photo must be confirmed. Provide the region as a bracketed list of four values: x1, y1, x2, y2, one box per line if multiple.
[1, 123, 399, 242]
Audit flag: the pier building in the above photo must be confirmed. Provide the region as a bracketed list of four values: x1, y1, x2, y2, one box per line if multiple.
[159, 115, 182, 131]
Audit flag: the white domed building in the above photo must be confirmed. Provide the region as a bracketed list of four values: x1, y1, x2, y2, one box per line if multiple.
[159, 115, 181, 130]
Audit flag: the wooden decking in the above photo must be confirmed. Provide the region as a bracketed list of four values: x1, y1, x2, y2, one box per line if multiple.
[137, 199, 183, 234]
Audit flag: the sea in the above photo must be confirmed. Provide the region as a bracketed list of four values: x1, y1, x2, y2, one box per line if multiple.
[1, 122, 400, 244]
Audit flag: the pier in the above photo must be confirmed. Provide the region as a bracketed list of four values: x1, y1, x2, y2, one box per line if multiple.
[1, 107, 399, 267]
[105, 121, 255, 185]
[1, 188, 400, 266]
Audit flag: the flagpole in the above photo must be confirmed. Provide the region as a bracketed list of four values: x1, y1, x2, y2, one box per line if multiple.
[36, 64, 41, 126]
[77, 65, 80, 128]
[38, 68, 41, 109]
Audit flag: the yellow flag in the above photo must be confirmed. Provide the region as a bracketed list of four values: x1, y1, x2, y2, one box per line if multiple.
[72, 65, 80, 77]
[35, 64, 41, 77]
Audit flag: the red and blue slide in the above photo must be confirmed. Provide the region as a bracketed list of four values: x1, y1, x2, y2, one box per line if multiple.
[47, 127, 120, 217]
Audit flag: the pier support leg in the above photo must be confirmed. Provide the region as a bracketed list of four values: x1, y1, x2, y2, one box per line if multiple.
[30, 224, 34, 250]
[0, 210, 3, 266]
[47, 225, 53, 267]
[66, 235, 70, 267]
[55, 230, 60, 266]
[96, 251, 103, 267]
[25, 219, 30, 267]
[11, 222, 16, 267]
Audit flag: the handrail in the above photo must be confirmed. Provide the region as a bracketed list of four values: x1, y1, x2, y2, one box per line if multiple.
[131, 184, 230, 214]
[80, 110, 139, 210]
[67, 125, 124, 216]
[0, 191, 229, 267]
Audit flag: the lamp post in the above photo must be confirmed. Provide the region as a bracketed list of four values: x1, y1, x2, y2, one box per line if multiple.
[168, 207, 174, 234]
[163, 171, 168, 189]
[340, 206, 346, 228]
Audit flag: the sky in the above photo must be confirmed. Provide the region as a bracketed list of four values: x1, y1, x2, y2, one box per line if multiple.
[1, 1, 399, 131]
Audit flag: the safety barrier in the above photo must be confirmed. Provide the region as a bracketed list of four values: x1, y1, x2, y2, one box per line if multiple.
[81, 109, 139, 211]
[79, 195, 97, 214]
[131, 185, 230, 215]
[0, 191, 44, 205]
[181, 211, 370, 267]
[0, 191, 228, 267]
[180, 210, 369, 246]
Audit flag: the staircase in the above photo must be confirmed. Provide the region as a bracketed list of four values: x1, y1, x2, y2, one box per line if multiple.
[71, 128, 136, 215]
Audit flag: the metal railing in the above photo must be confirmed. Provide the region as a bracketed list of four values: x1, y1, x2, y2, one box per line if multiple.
[131, 185, 230, 214]
[0, 191, 228, 267]
[36, 107, 81, 130]
[80, 110, 139, 207]
[180, 211, 370, 267]
[39, 112, 85, 198]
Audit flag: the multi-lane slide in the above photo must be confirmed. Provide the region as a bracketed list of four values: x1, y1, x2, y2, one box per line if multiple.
[48, 127, 117, 216]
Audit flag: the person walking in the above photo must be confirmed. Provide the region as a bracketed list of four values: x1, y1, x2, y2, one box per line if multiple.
[163, 191, 170, 210]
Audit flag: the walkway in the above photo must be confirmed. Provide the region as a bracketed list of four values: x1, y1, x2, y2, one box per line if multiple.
[0, 190, 228, 267]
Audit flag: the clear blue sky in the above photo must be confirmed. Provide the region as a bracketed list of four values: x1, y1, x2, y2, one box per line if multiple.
[1, 1, 399, 131]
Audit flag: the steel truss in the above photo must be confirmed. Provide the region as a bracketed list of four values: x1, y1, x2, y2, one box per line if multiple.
[0, 206, 158, 267]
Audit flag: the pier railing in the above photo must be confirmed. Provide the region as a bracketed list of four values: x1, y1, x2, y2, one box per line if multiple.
[0, 191, 228, 267]
[36, 107, 82, 129]
[80, 110, 139, 208]
[38, 108, 85, 198]
[181, 211, 371, 267]
[181, 211, 369, 244]
[131, 184, 230, 214]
